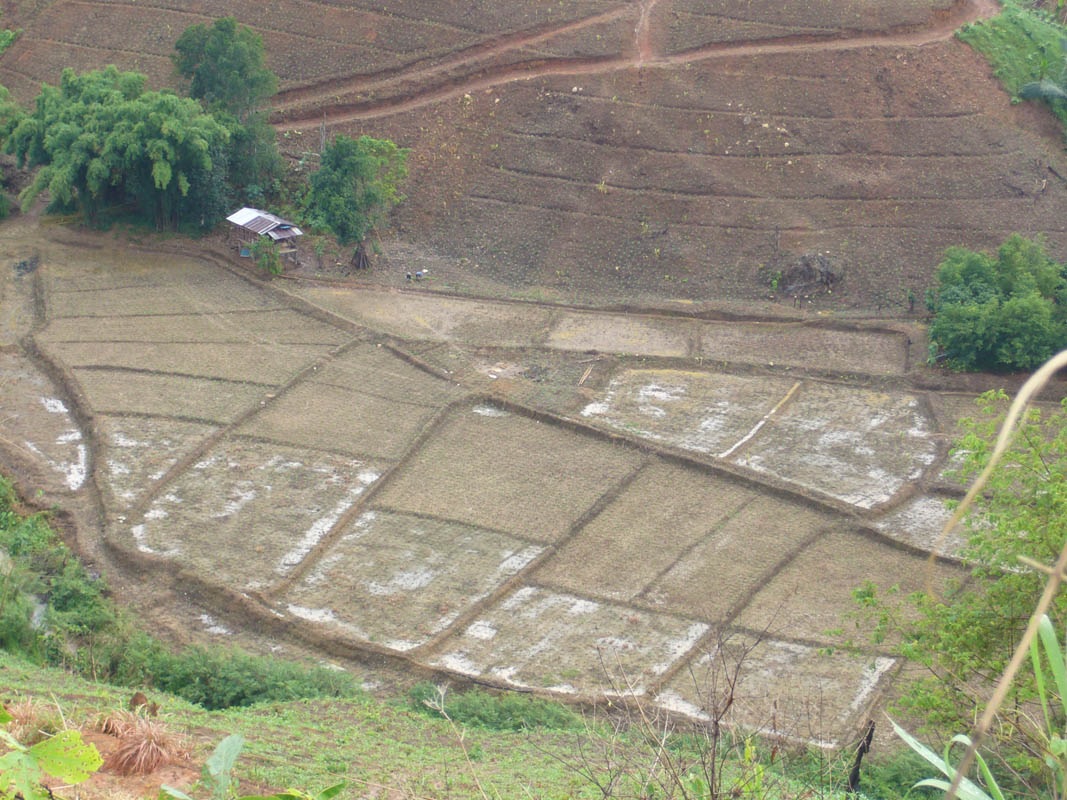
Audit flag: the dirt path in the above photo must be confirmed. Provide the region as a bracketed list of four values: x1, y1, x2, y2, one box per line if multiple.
[275, 0, 999, 128]
[271, 6, 637, 113]
[635, 0, 657, 64]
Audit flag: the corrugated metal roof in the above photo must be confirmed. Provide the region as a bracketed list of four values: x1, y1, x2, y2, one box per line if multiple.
[226, 207, 303, 239]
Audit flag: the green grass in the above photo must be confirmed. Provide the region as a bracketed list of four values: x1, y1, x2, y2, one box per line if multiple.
[957, 1, 1067, 127]
[408, 681, 582, 731]
[0, 649, 601, 799]
[2, 649, 927, 800]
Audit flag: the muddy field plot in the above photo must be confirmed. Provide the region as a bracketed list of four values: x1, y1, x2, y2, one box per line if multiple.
[374, 404, 645, 543]
[648, 498, 835, 622]
[657, 634, 897, 747]
[39, 309, 351, 347]
[95, 416, 219, 510]
[71, 370, 269, 424]
[42, 341, 333, 385]
[734, 528, 967, 644]
[871, 494, 963, 555]
[535, 462, 841, 624]
[432, 585, 710, 695]
[280, 510, 543, 652]
[44, 279, 286, 319]
[117, 437, 382, 591]
[731, 382, 940, 510]
[698, 322, 907, 376]
[237, 343, 460, 460]
[549, 311, 694, 358]
[294, 286, 560, 348]
[581, 368, 800, 455]
[0, 352, 86, 494]
[535, 461, 760, 603]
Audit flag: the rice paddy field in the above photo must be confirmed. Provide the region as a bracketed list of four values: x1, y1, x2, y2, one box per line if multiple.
[0, 219, 990, 749]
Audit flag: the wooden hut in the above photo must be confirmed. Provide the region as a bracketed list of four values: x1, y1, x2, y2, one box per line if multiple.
[225, 207, 303, 259]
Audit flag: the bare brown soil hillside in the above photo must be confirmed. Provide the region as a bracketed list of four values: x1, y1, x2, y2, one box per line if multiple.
[3, 0, 1066, 311]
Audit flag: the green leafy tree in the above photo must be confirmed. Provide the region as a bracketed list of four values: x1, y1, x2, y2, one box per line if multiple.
[857, 392, 1067, 764]
[1020, 33, 1067, 127]
[304, 134, 408, 248]
[173, 17, 277, 122]
[0, 85, 18, 219]
[1, 66, 229, 229]
[172, 17, 281, 205]
[0, 10, 19, 57]
[926, 235, 1067, 371]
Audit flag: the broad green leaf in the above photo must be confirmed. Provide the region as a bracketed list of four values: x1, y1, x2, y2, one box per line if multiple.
[159, 785, 197, 800]
[205, 733, 244, 799]
[0, 749, 49, 800]
[28, 729, 102, 784]
[889, 718, 996, 800]
[1037, 615, 1067, 716]
[315, 782, 347, 800]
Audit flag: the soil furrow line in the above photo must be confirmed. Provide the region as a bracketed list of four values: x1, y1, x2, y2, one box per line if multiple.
[263, 394, 476, 599]
[123, 337, 362, 521]
[63, 364, 278, 387]
[504, 130, 1024, 159]
[279, 0, 996, 128]
[16, 34, 172, 63]
[465, 193, 1032, 225]
[273, 6, 634, 109]
[103, 0, 482, 36]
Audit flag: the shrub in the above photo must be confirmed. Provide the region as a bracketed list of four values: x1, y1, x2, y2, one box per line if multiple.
[250, 235, 282, 275]
[926, 234, 1067, 371]
[409, 683, 580, 731]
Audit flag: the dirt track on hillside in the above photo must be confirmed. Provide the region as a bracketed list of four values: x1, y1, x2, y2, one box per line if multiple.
[272, 0, 999, 125]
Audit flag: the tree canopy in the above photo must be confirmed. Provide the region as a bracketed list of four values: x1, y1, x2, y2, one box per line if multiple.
[172, 17, 281, 207]
[1, 66, 229, 229]
[172, 17, 277, 122]
[303, 134, 408, 247]
[926, 234, 1067, 371]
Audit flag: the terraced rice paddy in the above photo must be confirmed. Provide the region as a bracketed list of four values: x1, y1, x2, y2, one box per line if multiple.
[0, 223, 982, 748]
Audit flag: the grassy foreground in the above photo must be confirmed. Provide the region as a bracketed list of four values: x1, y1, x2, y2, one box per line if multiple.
[0, 648, 595, 798]
[0, 647, 903, 800]
[2, 651, 747, 800]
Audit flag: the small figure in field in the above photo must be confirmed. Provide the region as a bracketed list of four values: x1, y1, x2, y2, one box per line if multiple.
[405, 272, 412, 281]
[129, 691, 159, 716]
[414, 270, 426, 280]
